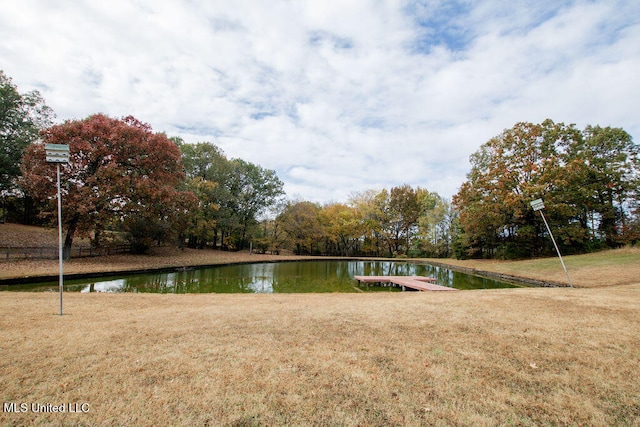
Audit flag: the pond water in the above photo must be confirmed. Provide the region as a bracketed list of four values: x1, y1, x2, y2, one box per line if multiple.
[1, 260, 519, 293]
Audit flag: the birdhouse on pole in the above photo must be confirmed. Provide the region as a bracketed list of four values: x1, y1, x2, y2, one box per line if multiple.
[45, 144, 70, 163]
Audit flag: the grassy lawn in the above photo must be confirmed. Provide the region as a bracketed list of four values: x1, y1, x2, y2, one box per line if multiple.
[424, 247, 640, 288]
[1, 286, 639, 426]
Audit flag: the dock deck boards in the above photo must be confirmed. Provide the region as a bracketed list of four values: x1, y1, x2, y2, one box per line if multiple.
[354, 275, 457, 292]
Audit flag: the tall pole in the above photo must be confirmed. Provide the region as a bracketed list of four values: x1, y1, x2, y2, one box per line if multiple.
[46, 143, 69, 315]
[57, 163, 64, 315]
[531, 199, 573, 288]
[539, 210, 572, 287]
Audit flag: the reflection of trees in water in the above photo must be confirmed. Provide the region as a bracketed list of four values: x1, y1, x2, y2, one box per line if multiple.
[61, 260, 516, 294]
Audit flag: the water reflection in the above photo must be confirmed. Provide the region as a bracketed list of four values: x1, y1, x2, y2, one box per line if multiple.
[5, 260, 519, 293]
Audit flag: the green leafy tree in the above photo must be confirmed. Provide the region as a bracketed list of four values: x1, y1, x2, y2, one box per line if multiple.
[320, 203, 362, 256]
[278, 201, 324, 254]
[253, 200, 288, 254]
[179, 141, 230, 248]
[347, 186, 451, 257]
[414, 191, 454, 257]
[373, 185, 421, 256]
[184, 177, 220, 248]
[566, 125, 639, 246]
[179, 141, 285, 250]
[179, 140, 228, 181]
[0, 71, 54, 220]
[225, 159, 285, 249]
[348, 189, 385, 256]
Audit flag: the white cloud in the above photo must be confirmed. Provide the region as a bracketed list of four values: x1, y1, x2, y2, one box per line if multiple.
[1, 0, 638, 203]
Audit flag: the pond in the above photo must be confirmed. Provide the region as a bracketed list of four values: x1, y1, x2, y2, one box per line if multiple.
[1, 260, 519, 293]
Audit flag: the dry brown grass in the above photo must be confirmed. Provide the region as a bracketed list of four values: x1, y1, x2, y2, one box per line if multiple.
[0, 223, 92, 247]
[0, 223, 57, 246]
[1, 287, 639, 426]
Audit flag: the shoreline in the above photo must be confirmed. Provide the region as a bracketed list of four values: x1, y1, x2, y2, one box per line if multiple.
[2, 245, 639, 289]
[0, 248, 567, 288]
[418, 259, 567, 288]
[0, 255, 334, 286]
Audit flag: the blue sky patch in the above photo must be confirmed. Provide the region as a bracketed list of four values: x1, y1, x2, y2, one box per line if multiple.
[404, 0, 473, 54]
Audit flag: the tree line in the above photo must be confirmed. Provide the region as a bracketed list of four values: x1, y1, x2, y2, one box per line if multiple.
[2, 71, 451, 257]
[2, 70, 639, 259]
[1, 70, 285, 254]
[258, 187, 454, 257]
[453, 119, 640, 259]
[163, 140, 455, 257]
[17, 114, 289, 256]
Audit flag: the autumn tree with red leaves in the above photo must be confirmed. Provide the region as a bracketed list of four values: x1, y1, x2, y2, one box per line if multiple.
[21, 114, 196, 255]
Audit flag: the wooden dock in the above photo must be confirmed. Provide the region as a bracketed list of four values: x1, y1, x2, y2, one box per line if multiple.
[354, 275, 457, 292]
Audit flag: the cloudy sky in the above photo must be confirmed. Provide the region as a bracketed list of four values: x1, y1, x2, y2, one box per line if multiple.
[2, 0, 639, 203]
